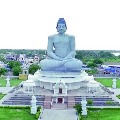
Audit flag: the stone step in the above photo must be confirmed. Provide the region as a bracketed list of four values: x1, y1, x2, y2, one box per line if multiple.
[51, 103, 67, 110]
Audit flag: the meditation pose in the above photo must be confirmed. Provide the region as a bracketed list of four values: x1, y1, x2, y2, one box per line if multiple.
[40, 18, 82, 71]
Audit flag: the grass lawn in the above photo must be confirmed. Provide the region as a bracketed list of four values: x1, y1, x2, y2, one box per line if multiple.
[0, 78, 23, 87]
[0, 107, 37, 120]
[0, 93, 6, 100]
[82, 109, 120, 120]
[95, 78, 120, 88]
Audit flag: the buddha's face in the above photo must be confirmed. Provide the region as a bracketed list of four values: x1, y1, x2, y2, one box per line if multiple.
[56, 23, 67, 34]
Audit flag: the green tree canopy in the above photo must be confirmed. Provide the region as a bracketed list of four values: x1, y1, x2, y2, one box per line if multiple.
[29, 64, 40, 75]
[87, 62, 97, 68]
[99, 51, 114, 58]
[93, 58, 103, 64]
[12, 66, 22, 76]
[0, 68, 7, 76]
[8, 61, 21, 69]
[0, 56, 6, 63]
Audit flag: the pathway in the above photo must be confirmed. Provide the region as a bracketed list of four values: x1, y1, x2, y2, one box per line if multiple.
[0, 87, 14, 94]
[40, 109, 78, 120]
[0, 87, 14, 106]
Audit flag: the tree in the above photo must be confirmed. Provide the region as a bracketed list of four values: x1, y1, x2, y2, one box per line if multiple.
[93, 58, 103, 65]
[99, 51, 114, 58]
[87, 62, 97, 68]
[29, 64, 40, 75]
[7, 61, 22, 76]
[75, 51, 83, 60]
[118, 55, 120, 59]
[0, 68, 7, 76]
[12, 66, 22, 76]
[0, 56, 6, 63]
[85, 69, 98, 75]
[8, 61, 21, 69]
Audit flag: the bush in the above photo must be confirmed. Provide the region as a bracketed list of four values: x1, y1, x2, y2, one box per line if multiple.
[73, 104, 82, 114]
[116, 94, 120, 99]
[106, 100, 113, 106]
[0, 106, 30, 109]
[87, 99, 93, 105]
[35, 111, 40, 119]
[85, 69, 98, 75]
[35, 106, 41, 119]
[37, 106, 41, 112]
[78, 113, 81, 120]
[0, 68, 7, 76]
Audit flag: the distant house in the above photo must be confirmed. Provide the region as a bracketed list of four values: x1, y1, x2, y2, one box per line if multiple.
[82, 65, 91, 70]
[18, 54, 26, 64]
[5, 52, 18, 61]
[33, 54, 40, 64]
[101, 63, 120, 74]
[25, 58, 34, 66]
[0, 61, 5, 68]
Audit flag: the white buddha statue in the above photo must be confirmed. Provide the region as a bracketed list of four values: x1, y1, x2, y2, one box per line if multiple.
[40, 18, 82, 72]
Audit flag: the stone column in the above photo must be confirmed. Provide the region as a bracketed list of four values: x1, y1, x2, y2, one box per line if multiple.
[62, 98, 64, 104]
[69, 83, 71, 90]
[6, 77, 10, 87]
[50, 83, 52, 90]
[31, 95, 37, 114]
[51, 99, 53, 104]
[56, 97, 58, 103]
[32, 86, 33, 93]
[65, 88, 67, 94]
[88, 87, 90, 93]
[112, 78, 116, 89]
[81, 97, 87, 116]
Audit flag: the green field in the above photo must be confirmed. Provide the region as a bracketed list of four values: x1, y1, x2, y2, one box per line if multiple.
[0, 107, 37, 120]
[0, 78, 23, 87]
[95, 78, 120, 88]
[82, 109, 120, 120]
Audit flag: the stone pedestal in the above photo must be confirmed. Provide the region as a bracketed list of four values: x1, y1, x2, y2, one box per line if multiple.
[31, 95, 37, 114]
[112, 78, 116, 89]
[81, 97, 87, 116]
[6, 77, 10, 87]
[34, 71, 93, 91]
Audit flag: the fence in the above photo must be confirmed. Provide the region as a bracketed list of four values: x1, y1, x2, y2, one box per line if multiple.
[0, 76, 19, 79]
[93, 74, 120, 78]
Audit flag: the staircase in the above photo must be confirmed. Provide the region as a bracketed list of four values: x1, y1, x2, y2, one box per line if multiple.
[43, 96, 52, 109]
[67, 96, 75, 108]
[51, 103, 67, 109]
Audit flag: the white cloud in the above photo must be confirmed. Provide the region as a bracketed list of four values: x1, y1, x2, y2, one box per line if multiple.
[0, 0, 120, 50]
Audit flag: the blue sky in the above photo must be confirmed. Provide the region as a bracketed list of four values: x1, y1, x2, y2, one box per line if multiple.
[0, 0, 120, 50]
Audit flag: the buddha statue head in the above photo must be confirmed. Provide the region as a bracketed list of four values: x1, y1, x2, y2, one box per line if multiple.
[56, 18, 67, 34]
